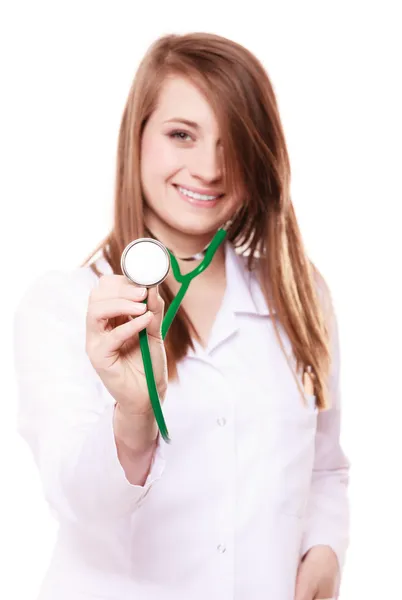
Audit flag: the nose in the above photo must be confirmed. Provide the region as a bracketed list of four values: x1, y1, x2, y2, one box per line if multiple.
[189, 142, 223, 184]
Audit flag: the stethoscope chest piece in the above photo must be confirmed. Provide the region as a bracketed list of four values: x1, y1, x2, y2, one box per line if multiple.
[119, 227, 228, 443]
[121, 238, 170, 287]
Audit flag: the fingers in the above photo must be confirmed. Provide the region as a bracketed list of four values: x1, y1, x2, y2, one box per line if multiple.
[106, 311, 152, 353]
[86, 298, 147, 333]
[88, 275, 164, 340]
[145, 285, 165, 338]
[87, 309, 153, 370]
[91, 274, 147, 302]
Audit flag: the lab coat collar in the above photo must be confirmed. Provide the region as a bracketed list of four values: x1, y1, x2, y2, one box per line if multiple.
[224, 242, 272, 317]
[186, 241, 272, 359]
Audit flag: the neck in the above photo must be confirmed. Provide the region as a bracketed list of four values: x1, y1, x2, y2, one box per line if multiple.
[145, 221, 208, 256]
[144, 210, 226, 276]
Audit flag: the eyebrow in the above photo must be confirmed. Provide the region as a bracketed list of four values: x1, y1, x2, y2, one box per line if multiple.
[164, 118, 200, 129]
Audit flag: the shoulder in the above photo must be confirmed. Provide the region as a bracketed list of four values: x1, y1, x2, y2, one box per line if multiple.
[14, 253, 111, 325]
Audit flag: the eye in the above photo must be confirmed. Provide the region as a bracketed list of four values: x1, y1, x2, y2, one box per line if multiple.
[169, 130, 193, 143]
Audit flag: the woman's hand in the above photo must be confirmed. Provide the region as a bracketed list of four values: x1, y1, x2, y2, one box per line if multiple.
[294, 545, 339, 600]
[86, 275, 168, 415]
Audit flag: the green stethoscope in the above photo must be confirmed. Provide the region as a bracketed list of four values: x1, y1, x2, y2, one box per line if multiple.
[120, 223, 230, 444]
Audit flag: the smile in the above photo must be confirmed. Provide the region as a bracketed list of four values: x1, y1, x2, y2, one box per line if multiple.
[174, 185, 223, 202]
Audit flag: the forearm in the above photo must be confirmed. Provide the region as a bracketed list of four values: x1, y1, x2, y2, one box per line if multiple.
[14, 270, 167, 523]
[113, 403, 159, 485]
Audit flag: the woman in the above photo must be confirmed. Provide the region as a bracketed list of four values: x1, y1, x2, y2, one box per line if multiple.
[14, 32, 349, 600]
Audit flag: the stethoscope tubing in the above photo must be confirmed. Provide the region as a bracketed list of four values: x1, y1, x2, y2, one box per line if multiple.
[139, 227, 228, 443]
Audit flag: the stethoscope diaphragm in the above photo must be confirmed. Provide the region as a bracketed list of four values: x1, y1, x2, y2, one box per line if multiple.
[121, 238, 170, 287]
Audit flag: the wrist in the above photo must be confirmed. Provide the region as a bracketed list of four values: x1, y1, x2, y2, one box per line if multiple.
[113, 402, 159, 454]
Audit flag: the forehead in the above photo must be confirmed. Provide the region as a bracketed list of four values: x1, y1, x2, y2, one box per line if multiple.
[153, 76, 219, 133]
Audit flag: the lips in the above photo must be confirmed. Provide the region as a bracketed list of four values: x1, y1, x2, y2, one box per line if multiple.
[173, 184, 224, 208]
[173, 183, 224, 197]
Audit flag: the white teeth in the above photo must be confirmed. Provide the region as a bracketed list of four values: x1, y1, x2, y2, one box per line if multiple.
[177, 185, 219, 201]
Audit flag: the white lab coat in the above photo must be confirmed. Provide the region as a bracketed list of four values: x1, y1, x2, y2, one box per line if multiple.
[13, 242, 349, 600]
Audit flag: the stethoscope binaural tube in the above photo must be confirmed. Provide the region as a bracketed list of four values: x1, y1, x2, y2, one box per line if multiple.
[162, 226, 227, 339]
[121, 226, 229, 443]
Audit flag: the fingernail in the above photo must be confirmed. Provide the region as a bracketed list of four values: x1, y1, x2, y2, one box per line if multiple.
[138, 287, 147, 297]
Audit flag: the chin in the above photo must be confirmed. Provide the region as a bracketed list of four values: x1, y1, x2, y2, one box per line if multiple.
[171, 216, 223, 237]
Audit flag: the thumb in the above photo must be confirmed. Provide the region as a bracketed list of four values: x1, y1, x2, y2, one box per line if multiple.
[145, 285, 164, 338]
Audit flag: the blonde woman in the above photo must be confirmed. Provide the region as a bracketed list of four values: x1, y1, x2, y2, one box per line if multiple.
[14, 33, 349, 600]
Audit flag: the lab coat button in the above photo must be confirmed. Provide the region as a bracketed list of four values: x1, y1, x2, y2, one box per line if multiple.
[217, 544, 227, 553]
[217, 417, 227, 427]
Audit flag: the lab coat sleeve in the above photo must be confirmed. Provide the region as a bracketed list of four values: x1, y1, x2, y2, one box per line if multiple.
[300, 302, 350, 573]
[13, 269, 166, 524]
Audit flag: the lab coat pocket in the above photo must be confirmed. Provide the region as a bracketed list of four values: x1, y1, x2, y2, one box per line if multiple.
[266, 397, 318, 519]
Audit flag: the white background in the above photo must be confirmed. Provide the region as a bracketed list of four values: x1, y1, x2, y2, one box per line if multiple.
[1, 1, 401, 598]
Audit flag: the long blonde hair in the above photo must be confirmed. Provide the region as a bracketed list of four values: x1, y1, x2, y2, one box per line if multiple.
[82, 32, 334, 409]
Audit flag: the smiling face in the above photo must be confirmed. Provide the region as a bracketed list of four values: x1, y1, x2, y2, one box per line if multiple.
[140, 75, 242, 251]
